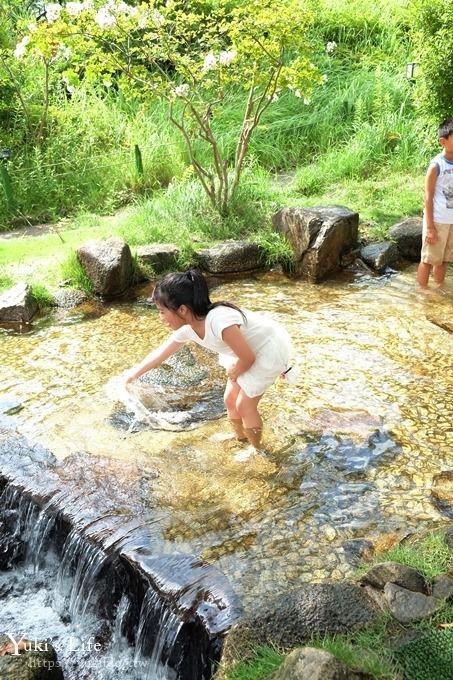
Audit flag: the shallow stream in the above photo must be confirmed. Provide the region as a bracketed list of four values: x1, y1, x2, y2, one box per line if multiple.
[1, 265, 452, 611]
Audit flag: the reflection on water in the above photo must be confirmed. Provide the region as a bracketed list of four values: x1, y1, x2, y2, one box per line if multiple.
[0, 265, 452, 609]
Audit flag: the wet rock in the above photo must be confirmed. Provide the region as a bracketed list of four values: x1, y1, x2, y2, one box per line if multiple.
[0, 509, 25, 569]
[51, 288, 88, 308]
[431, 471, 453, 518]
[388, 217, 422, 261]
[194, 240, 265, 274]
[383, 582, 440, 623]
[77, 237, 133, 297]
[269, 646, 373, 680]
[0, 636, 63, 679]
[432, 574, 453, 601]
[223, 581, 380, 652]
[0, 283, 38, 323]
[360, 562, 429, 594]
[359, 241, 398, 272]
[272, 205, 358, 281]
[136, 243, 180, 277]
[108, 347, 226, 431]
[341, 539, 374, 567]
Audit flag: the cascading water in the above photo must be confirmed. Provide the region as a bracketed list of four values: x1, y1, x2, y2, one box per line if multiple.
[0, 437, 243, 679]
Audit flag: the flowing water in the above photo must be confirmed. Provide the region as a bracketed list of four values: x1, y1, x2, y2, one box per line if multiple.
[0, 266, 452, 615]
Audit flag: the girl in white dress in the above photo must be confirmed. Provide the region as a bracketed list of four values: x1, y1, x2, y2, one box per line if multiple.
[124, 270, 292, 450]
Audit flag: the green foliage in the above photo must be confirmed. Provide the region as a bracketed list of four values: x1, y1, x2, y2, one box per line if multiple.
[30, 283, 54, 308]
[14, 0, 322, 214]
[226, 644, 284, 680]
[117, 164, 278, 247]
[60, 251, 94, 295]
[393, 629, 453, 680]
[0, 266, 13, 291]
[410, 0, 453, 124]
[363, 532, 452, 582]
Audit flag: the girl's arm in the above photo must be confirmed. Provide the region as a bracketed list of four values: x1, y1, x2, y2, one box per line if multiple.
[221, 325, 256, 381]
[124, 338, 183, 383]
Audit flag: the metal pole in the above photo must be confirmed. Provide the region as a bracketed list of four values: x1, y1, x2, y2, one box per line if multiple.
[0, 162, 14, 212]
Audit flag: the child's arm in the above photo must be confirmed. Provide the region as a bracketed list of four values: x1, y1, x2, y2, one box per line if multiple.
[424, 164, 439, 244]
[124, 338, 183, 383]
[221, 325, 256, 381]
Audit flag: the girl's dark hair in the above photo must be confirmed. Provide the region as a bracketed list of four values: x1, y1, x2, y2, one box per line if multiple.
[152, 269, 246, 320]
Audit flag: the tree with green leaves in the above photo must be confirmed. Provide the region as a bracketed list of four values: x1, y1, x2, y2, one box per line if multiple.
[13, 0, 322, 214]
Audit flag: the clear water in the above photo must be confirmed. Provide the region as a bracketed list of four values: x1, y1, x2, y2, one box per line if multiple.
[0, 266, 452, 610]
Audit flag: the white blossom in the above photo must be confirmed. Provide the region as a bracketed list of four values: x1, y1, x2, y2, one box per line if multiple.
[174, 83, 189, 97]
[219, 49, 236, 66]
[57, 43, 72, 60]
[45, 3, 62, 23]
[202, 52, 218, 71]
[13, 35, 30, 59]
[152, 9, 165, 27]
[95, 6, 116, 29]
[322, 74, 328, 83]
[294, 89, 302, 98]
[303, 97, 311, 105]
[326, 41, 337, 53]
[66, 2, 84, 16]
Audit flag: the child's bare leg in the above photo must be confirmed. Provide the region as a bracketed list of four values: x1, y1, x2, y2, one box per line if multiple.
[433, 262, 447, 285]
[236, 391, 264, 449]
[417, 262, 431, 288]
[224, 379, 246, 440]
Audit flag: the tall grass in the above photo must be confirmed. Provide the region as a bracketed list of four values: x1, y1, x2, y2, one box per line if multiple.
[0, 0, 433, 234]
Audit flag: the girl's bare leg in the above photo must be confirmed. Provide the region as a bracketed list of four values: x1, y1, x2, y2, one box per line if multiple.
[235, 390, 263, 429]
[224, 379, 241, 419]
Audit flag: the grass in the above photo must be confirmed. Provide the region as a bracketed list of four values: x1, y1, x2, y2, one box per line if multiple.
[360, 531, 452, 582]
[225, 645, 284, 680]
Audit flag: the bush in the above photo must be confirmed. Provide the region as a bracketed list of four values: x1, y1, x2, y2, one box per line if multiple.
[410, 0, 453, 124]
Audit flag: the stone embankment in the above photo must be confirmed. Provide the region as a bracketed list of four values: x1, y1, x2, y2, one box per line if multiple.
[0, 206, 424, 322]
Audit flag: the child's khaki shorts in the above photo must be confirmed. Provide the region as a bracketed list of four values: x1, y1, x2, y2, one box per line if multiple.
[420, 221, 453, 265]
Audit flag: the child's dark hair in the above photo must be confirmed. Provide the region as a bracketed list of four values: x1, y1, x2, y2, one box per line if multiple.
[152, 269, 246, 320]
[438, 118, 453, 139]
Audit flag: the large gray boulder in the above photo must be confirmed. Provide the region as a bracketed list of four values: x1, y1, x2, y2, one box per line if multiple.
[0, 283, 38, 323]
[220, 581, 380, 669]
[270, 647, 373, 680]
[388, 217, 423, 261]
[136, 243, 180, 277]
[194, 240, 265, 274]
[272, 206, 358, 281]
[77, 237, 133, 297]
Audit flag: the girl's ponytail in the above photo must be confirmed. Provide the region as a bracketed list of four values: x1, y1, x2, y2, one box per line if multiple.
[153, 269, 246, 321]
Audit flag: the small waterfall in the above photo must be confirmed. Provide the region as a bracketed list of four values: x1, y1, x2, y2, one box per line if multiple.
[56, 528, 109, 620]
[134, 588, 183, 680]
[26, 504, 56, 568]
[0, 436, 243, 680]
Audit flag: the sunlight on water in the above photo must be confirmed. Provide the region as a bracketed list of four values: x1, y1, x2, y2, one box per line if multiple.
[0, 265, 452, 608]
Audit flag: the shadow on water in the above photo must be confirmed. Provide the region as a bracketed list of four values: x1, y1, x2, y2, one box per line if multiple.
[0, 264, 452, 671]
